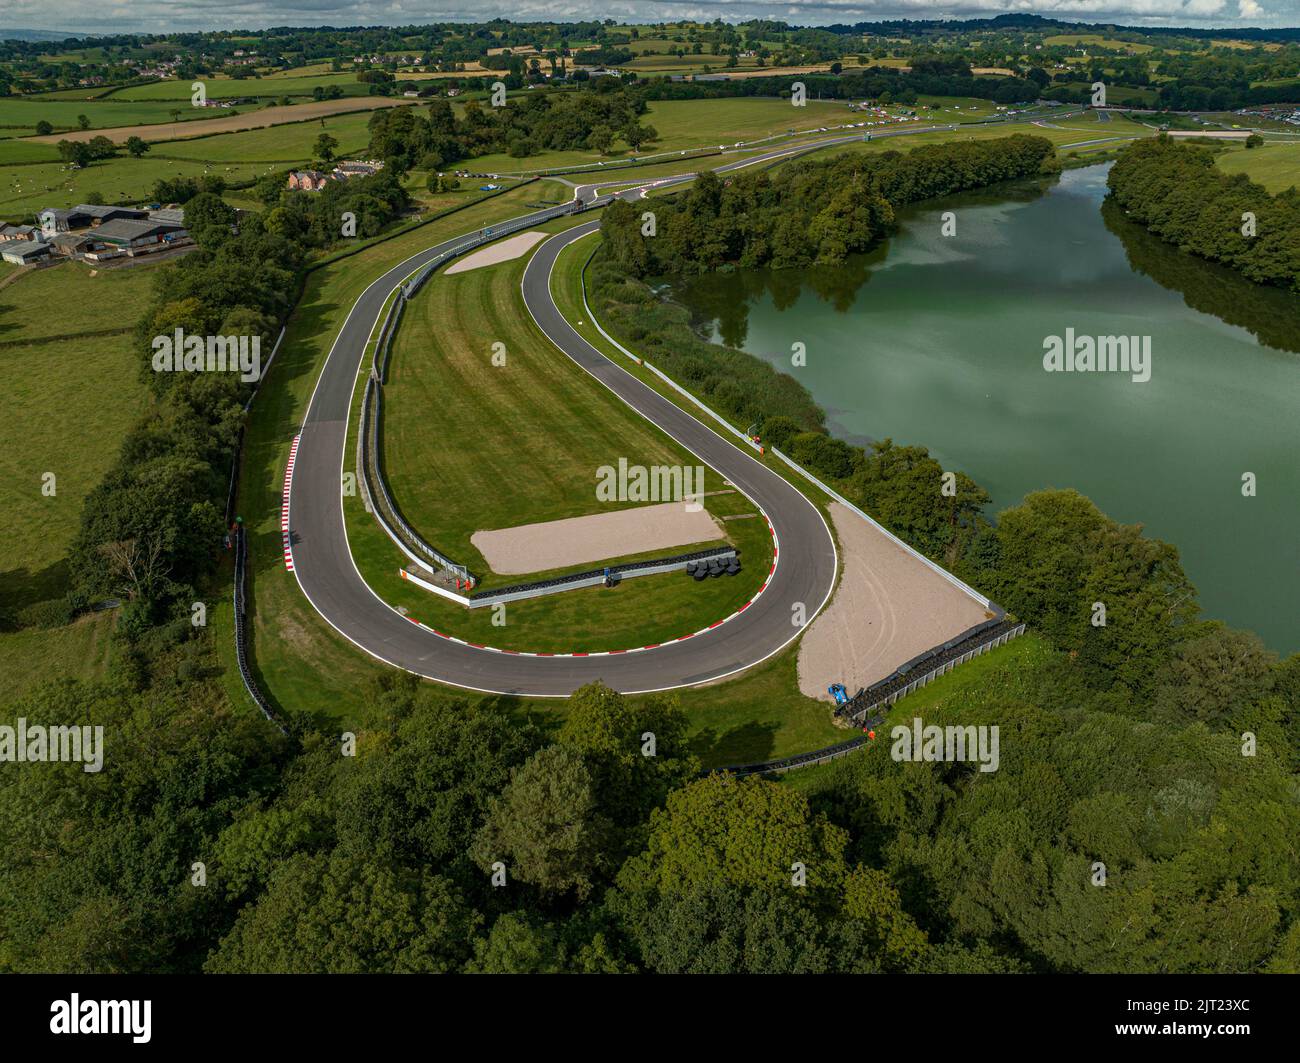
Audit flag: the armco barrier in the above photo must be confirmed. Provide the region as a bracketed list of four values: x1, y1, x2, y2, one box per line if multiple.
[232, 527, 288, 736]
[373, 293, 404, 383]
[224, 326, 287, 524]
[357, 374, 469, 579]
[488, 146, 722, 179]
[355, 196, 600, 584]
[403, 198, 587, 299]
[401, 544, 740, 607]
[719, 731, 878, 777]
[470, 545, 738, 607]
[841, 619, 1027, 723]
[719, 619, 1026, 777]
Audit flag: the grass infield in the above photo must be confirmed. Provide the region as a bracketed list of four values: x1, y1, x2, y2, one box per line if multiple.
[340, 212, 771, 654]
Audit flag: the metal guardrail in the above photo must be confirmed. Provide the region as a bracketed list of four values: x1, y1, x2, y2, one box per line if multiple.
[358, 371, 469, 579]
[840, 620, 1026, 723]
[355, 195, 601, 584]
[402, 198, 587, 299]
[224, 327, 287, 525]
[372, 294, 404, 383]
[463, 544, 739, 607]
[719, 619, 1026, 777]
[232, 527, 288, 736]
[719, 731, 880, 778]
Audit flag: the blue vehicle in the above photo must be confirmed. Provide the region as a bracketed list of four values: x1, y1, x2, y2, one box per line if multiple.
[828, 683, 849, 706]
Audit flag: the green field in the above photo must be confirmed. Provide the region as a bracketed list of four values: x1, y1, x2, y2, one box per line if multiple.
[109, 74, 368, 101]
[0, 611, 117, 704]
[814, 116, 1150, 166]
[0, 97, 236, 136]
[1216, 142, 1300, 192]
[457, 95, 1006, 176]
[455, 97, 853, 175]
[149, 110, 377, 163]
[0, 141, 60, 165]
[1044, 34, 1155, 54]
[1053, 81, 1160, 106]
[648, 97, 854, 146]
[625, 53, 771, 75]
[0, 155, 271, 218]
[0, 262, 158, 597]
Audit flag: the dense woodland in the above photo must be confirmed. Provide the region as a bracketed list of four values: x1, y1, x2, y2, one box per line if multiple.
[365, 87, 656, 168]
[1107, 136, 1300, 292]
[600, 135, 1058, 274]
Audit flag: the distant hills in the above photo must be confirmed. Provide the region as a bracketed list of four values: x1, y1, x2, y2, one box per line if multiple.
[0, 29, 84, 43]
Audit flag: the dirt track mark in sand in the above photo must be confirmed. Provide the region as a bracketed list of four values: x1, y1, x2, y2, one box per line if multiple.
[29, 98, 417, 146]
[444, 231, 548, 275]
[471, 502, 725, 575]
[797, 502, 991, 701]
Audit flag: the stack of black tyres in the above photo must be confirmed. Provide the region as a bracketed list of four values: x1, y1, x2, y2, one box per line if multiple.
[686, 555, 741, 580]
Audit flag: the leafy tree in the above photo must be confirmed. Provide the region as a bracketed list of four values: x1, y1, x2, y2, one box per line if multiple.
[471, 745, 614, 899]
[1153, 626, 1276, 726]
[336, 694, 538, 882]
[465, 912, 565, 973]
[618, 774, 850, 898]
[313, 132, 338, 164]
[631, 882, 832, 973]
[557, 683, 695, 833]
[587, 124, 615, 154]
[206, 853, 479, 973]
[178, 192, 236, 248]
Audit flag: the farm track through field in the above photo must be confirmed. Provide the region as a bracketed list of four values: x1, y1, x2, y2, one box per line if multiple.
[28, 97, 417, 146]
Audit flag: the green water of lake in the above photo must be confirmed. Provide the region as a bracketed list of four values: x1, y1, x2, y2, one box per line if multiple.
[672, 164, 1299, 652]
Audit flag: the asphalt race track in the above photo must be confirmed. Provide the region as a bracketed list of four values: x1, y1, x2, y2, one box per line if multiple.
[283, 127, 973, 695]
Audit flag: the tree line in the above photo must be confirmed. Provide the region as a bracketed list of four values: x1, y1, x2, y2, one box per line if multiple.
[62, 169, 409, 642]
[1107, 136, 1300, 293]
[600, 135, 1059, 275]
[3, 563, 1295, 971]
[366, 86, 657, 170]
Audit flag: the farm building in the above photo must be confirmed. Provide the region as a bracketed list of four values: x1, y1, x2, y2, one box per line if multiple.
[68, 219, 192, 261]
[37, 204, 148, 233]
[0, 223, 37, 242]
[1, 240, 52, 265]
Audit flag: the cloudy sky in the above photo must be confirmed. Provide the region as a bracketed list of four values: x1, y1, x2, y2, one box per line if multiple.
[2, 1, 1295, 36]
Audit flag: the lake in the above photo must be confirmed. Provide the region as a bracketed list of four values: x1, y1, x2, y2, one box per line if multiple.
[671, 164, 1300, 652]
